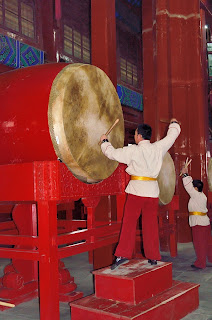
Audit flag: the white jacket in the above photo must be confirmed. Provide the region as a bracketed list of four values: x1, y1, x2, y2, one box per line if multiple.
[183, 176, 210, 227]
[101, 123, 181, 198]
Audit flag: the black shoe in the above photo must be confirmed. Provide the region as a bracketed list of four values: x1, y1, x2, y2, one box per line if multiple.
[191, 264, 202, 270]
[148, 259, 157, 265]
[111, 257, 129, 270]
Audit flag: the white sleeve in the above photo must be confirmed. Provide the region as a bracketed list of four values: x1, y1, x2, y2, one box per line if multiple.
[101, 142, 134, 165]
[155, 123, 181, 156]
[182, 176, 196, 196]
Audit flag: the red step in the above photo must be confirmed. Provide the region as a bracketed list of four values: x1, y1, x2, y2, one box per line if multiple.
[70, 280, 199, 320]
[93, 259, 172, 305]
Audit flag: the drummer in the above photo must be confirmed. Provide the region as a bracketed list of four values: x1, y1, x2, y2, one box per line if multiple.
[181, 165, 211, 269]
[100, 118, 181, 270]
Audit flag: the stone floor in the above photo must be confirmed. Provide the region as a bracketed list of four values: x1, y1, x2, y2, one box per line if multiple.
[0, 242, 212, 320]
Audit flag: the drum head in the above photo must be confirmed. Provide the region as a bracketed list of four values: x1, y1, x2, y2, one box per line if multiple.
[208, 158, 212, 191]
[158, 152, 176, 205]
[48, 63, 124, 183]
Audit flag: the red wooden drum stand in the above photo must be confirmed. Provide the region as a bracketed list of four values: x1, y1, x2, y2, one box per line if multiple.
[0, 161, 127, 319]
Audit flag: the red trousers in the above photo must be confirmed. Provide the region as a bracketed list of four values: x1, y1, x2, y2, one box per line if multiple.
[192, 225, 211, 269]
[115, 194, 161, 260]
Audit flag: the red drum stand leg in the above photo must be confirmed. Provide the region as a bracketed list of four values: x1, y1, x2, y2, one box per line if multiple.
[37, 200, 60, 320]
[0, 204, 38, 310]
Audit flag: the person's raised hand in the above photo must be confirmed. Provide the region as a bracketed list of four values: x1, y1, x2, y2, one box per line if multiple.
[181, 166, 188, 174]
[170, 118, 180, 125]
[100, 134, 108, 142]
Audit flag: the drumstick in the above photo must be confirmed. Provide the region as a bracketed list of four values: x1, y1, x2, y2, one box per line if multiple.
[186, 159, 192, 167]
[179, 158, 192, 176]
[160, 119, 169, 124]
[0, 301, 15, 307]
[98, 119, 119, 145]
[105, 119, 119, 135]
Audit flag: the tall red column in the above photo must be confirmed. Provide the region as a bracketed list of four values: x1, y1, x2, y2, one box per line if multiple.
[142, 0, 209, 242]
[91, 0, 117, 87]
[90, 0, 118, 268]
[142, 0, 157, 137]
[40, 0, 60, 62]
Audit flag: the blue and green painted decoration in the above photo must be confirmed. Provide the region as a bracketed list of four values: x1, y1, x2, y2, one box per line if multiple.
[0, 34, 44, 68]
[117, 84, 143, 111]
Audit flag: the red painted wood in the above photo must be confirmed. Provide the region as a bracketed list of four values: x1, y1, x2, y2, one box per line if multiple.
[159, 196, 179, 257]
[0, 234, 37, 246]
[0, 248, 39, 260]
[59, 291, 83, 302]
[70, 281, 199, 320]
[0, 161, 127, 202]
[37, 200, 60, 320]
[0, 286, 38, 311]
[40, 0, 58, 62]
[93, 260, 172, 305]
[0, 221, 17, 235]
[57, 219, 87, 232]
[142, 0, 156, 137]
[12, 204, 37, 283]
[0, 281, 37, 299]
[57, 223, 121, 246]
[58, 234, 120, 260]
[0, 159, 124, 264]
[59, 161, 125, 199]
[50, 161, 127, 199]
[0, 204, 38, 312]
[91, 0, 117, 87]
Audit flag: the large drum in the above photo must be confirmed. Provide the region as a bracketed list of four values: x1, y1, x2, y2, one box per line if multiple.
[157, 152, 176, 205]
[0, 63, 124, 183]
[207, 158, 212, 191]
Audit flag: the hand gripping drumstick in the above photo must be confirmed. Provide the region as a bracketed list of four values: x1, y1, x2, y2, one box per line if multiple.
[98, 119, 119, 145]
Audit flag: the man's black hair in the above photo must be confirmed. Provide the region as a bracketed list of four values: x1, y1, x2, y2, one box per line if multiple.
[137, 124, 152, 140]
[192, 179, 203, 192]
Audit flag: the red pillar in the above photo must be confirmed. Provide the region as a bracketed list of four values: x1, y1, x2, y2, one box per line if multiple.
[142, 0, 157, 137]
[40, 0, 60, 62]
[90, 0, 118, 268]
[142, 0, 209, 242]
[91, 0, 117, 87]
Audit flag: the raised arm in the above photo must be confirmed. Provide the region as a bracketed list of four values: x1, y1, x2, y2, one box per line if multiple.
[100, 135, 135, 165]
[155, 118, 181, 156]
[181, 166, 196, 196]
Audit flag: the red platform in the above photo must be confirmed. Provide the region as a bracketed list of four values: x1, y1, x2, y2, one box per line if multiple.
[93, 260, 172, 305]
[70, 260, 199, 320]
